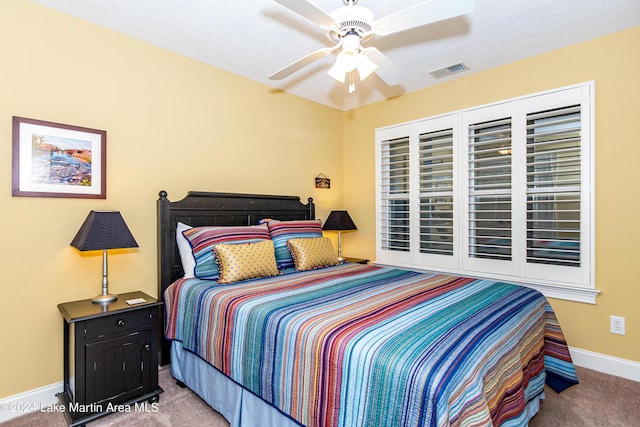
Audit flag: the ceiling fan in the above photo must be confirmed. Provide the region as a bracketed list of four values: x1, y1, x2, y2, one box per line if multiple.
[269, 0, 476, 92]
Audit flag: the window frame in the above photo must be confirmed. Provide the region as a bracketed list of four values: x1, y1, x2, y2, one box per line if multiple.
[375, 82, 598, 304]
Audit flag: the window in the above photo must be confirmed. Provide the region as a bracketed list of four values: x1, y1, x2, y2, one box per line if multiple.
[375, 83, 596, 303]
[419, 128, 455, 257]
[379, 135, 410, 253]
[525, 105, 582, 268]
[467, 117, 513, 262]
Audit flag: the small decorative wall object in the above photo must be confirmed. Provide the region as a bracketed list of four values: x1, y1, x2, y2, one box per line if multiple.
[12, 116, 106, 199]
[315, 173, 330, 189]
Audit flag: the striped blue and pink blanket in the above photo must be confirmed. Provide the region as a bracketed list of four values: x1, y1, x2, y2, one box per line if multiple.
[165, 263, 578, 426]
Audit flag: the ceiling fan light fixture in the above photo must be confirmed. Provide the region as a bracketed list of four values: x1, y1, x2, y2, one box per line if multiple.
[327, 50, 357, 83]
[327, 64, 346, 83]
[328, 50, 377, 84]
[356, 53, 377, 80]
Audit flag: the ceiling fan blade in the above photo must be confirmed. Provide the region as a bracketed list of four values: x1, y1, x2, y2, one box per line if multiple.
[374, 0, 476, 36]
[268, 47, 334, 80]
[273, 0, 335, 28]
[365, 48, 406, 87]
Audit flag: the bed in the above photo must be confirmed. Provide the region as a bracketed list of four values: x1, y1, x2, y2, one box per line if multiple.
[157, 190, 578, 427]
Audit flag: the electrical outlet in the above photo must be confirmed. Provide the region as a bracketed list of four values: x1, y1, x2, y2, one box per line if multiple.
[610, 315, 626, 335]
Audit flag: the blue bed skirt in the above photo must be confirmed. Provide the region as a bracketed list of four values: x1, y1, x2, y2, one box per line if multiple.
[171, 341, 302, 427]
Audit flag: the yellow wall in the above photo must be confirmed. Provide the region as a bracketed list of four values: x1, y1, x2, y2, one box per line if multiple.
[0, 0, 342, 398]
[343, 27, 640, 363]
[1, 0, 638, 401]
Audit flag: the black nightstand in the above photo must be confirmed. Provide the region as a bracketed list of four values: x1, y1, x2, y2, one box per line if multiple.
[343, 257, 369, 265]
[57, 291, 163, 426]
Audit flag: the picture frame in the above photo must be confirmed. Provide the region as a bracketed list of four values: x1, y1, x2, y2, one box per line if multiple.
[12, 116, 106, 199]
[315, 174, 330, 189]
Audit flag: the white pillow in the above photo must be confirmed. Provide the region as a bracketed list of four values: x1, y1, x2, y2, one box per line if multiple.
[176, 222, 196, 278]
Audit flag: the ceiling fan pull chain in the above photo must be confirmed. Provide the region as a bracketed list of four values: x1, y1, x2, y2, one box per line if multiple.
[348, 71, 356, 93]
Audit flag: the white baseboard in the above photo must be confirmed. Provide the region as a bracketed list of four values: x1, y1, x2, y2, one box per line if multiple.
[0, 381, 63, 423]
[0, 348, 637, 423]
[569, 347, 640, 382]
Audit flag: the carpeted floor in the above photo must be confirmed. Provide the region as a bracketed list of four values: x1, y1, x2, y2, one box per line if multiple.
[2, 365, 227, 427]
[529, 366, 640, 427]
[3, 365, 639, 426]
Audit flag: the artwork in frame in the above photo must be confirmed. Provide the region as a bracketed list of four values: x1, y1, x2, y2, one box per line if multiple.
[12, 116, 106, 199]
[315, 174, 330, 189]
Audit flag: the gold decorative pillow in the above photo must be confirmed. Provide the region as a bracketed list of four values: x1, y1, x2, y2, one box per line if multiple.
[212, 240, 280, 284]
[286, 237, 341, 271]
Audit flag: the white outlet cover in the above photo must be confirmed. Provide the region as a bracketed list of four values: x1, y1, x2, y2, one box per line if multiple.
[610, 315, 626, 335]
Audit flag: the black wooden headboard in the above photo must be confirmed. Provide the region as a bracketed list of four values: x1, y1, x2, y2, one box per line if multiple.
[156, 190, 315, 364]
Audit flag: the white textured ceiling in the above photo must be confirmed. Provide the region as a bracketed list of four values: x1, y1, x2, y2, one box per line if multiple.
[30, 0, 640, 111]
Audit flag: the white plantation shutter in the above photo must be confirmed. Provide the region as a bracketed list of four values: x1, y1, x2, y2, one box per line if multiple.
[379, 135, 411, 253]
[418, 128, 454, 256]
[467, 117, 513, 261]
[526, 105, 582, 267]
[376, 82, 595, 301]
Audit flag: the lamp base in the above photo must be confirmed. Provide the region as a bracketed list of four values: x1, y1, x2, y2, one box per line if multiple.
[92, 294, 117, 304]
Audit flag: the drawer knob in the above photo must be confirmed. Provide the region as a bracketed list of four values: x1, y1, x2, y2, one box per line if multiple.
[116, 319, 126, 327]
[144, 344, 151, 351]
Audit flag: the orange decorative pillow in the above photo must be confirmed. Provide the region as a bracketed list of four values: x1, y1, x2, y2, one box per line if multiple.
[213, 240, 280, 284]
[286, 237, 341, 271]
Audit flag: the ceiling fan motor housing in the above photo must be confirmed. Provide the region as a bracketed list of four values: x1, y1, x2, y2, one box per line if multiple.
[330, 5, 374, 36]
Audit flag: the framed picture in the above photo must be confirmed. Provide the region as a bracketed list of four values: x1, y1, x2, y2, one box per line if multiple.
[315, 174, 330, 189]
[12, 116, 106, 199]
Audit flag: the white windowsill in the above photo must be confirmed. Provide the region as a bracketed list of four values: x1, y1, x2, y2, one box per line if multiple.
[373, 262, 600, 304]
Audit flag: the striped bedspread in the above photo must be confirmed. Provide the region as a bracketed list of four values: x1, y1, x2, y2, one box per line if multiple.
[165, 263, 578, 427]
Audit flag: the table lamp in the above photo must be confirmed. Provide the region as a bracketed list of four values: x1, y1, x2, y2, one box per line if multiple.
[71, 211, 138, 304]
[322, 210, 357, 261]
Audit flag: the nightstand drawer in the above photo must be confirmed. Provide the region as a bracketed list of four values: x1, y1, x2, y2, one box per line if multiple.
[84, 308, 152, 340]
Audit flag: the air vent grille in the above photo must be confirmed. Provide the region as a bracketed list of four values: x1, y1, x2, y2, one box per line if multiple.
[429, 62, 469, 79]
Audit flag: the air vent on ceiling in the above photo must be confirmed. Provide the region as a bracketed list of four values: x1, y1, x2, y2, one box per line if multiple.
[429, 62, 469, 79]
